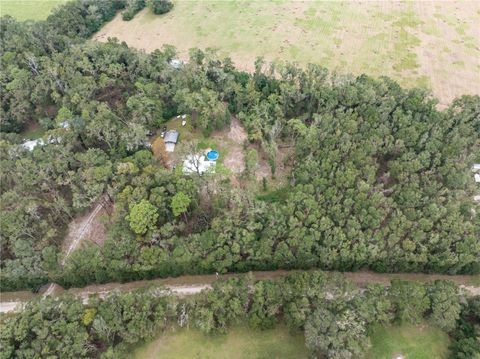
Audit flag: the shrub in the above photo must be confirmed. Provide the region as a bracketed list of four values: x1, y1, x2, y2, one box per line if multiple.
[122, 0, 145, 21]
[148, 0, 173, 15]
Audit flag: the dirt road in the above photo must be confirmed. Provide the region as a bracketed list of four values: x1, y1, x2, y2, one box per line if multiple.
[1, 270, 478, 313]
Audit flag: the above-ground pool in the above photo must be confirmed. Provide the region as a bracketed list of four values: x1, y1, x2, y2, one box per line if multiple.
[207, 150, 219, 161]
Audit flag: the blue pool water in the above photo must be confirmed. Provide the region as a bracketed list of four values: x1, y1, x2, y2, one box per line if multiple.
[207, 150, 219, 161]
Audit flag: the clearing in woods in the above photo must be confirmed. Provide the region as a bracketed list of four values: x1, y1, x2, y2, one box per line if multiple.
[131, 322, 451, 359]
[131, 325, 308, 359]
[94, 1, 480, 107]
[365, 323, 451, 359]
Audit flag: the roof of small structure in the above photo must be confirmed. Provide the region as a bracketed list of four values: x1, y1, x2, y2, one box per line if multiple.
[169, 59, 184, 69]
[183, 154, 216, 174]
[164, 130, 179, 143]
[22, 139, 44, 151]
[59, 120, 70, 129]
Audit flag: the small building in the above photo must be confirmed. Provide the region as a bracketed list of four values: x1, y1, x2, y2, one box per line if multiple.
[472, 164, 480, 183]
[183, 154, 216, 175]
[169, 59, 185, 69]
[58, 120, 70, 129]
[22, 139, 44, 151]
[164, 130, 179, 152]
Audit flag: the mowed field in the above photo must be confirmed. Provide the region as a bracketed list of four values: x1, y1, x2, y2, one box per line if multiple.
[0, 0, 65, 21]
[131, 323, 450, 359]
[94, 0, 480, 107]
[132, 326, 308, 359]
[365, 323, 451, 359]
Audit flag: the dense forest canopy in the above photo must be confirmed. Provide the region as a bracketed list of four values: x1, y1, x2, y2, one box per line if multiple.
[0, 0, 479, 292]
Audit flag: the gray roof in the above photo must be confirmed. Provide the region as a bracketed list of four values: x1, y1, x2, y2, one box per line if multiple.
[164, 130, 179, 143]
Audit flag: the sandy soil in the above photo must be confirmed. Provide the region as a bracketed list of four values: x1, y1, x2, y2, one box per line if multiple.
[411, 1, 480, 107]
[212, 118, 246, 174]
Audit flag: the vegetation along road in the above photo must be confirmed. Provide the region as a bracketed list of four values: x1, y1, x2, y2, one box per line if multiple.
[1, 270, 478, 313]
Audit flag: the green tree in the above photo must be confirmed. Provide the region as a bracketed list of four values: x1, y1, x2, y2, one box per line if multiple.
[390, 280, 431, 324]
[305, 308, 370, 359]
[244, 148, 258, 177]
[127, 199, 159, 235]
[147, 0, 173, 14]
[171, 191, 191, 219]
[427, 280, 461, 332]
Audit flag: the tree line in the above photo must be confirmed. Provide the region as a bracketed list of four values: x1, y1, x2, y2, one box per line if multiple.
[1, 272, 478, 358]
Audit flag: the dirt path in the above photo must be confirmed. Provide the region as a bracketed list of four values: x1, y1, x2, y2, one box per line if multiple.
[61, 197, 108, 265]
[2, 270, 478, 313]
[40, 197, 110, 298]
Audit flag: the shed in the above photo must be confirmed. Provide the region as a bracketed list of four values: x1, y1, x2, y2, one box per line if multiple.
[475, 173, 480, 183]
[164, 130, 179, 152]
[472, 164, 480, 171]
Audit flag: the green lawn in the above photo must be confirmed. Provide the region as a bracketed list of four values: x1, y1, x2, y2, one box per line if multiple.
[0, 0, 65, 21]
[365, 323, 451, 359]
[131, 326, 308, 359]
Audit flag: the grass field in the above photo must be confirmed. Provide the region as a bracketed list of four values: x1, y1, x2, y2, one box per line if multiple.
[131, 322, 451, 359]
[365, 323, 451, 359]
[131, 326, 308, 359]
[0, 0, 65, 21]
[94, 0, 480, 107]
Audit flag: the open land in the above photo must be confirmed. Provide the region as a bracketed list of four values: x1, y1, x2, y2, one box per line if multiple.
[94, 1, 480, 108]
[131, 325, 308, 359]
[0, 0, 65, 21]
[366, 323, 451, 359]
[131, 322, 450, 359]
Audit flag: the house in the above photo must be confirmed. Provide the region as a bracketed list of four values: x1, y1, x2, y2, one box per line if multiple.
[183, 154, 216, 175]
[22, 139, 44, 151]
[164, 130, 179, 152]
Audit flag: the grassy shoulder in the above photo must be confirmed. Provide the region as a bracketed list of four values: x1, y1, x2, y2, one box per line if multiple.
[365, 322, 450, 359]
[131, 325, 308, 359]
[0, 0, 66, 21]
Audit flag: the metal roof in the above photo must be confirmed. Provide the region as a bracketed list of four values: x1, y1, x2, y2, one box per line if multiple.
[164, 130, 179, 143]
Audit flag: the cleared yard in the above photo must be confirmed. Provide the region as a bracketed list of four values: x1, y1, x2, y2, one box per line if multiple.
[0, 0, 65, 21]
[365, 323, 450, 359]
[131, 326, 308, 359]
[94, 1, 480, 107]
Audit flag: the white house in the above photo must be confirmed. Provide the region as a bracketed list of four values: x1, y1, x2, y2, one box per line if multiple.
[22, 139, 44, 151]
[183, 154, 216, 175]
